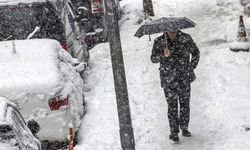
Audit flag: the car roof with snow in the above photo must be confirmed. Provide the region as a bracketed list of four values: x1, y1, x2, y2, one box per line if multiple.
[0, 39, 63, 99]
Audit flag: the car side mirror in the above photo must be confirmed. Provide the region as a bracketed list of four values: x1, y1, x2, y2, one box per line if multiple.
[27, 120, 40, 135]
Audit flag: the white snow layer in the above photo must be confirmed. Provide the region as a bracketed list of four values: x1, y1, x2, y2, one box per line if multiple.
[229, 40, 250, 49]
[77, 0, 250, 150]
[0, 39, 61, 99]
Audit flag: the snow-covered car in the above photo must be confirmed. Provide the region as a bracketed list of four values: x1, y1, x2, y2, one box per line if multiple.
[0, 97, 41, 150]
[0, 39, 86, 147]
[0, 0, 89, 63]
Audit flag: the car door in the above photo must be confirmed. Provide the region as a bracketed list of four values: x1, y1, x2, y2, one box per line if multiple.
[11, 108, 41, 150]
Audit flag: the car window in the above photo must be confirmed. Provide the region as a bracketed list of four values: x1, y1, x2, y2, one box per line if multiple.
[0, 4, 38, 40]
[0, 2, 66, 43]
[38, 3, 66, 43]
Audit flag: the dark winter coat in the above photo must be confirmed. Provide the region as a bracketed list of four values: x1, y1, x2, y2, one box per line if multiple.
[151, 31, 200, 89]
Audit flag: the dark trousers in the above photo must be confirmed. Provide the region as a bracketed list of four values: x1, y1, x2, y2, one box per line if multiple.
[163, 82, 191, 134]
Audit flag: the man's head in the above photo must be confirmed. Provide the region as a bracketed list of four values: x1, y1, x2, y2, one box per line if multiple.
[167, 31, 177, 40]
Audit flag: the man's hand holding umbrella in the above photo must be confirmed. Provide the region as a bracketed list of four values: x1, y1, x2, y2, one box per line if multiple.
[163, 48, 171, 57]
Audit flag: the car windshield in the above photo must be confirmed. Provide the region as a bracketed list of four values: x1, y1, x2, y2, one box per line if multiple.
[0, 4, 35, 40]
[0, 2, 66, 42]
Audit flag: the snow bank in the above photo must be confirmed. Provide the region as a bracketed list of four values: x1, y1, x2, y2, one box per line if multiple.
[229, 40, 250, 49]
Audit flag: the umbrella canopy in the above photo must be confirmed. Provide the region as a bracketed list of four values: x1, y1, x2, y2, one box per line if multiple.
[134, 17, 196, 38]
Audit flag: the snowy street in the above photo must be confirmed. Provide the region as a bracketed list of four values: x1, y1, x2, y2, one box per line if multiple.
[76, 0, 250, 150]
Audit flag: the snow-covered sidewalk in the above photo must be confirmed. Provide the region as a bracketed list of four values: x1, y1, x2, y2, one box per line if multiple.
[76, 0, 250, 149]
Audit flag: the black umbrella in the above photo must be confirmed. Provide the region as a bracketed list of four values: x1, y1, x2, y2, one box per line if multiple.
[134, 17, 196, 38]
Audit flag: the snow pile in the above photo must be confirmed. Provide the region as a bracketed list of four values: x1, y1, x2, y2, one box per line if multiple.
[229, 40, 250, 50]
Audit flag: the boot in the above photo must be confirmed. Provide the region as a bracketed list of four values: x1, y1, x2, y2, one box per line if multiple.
[182, 129, 191, 137]
[169, 133, 179, 142]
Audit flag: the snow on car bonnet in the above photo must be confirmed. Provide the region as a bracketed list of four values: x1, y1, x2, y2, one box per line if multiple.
[0, 39, 62, 99]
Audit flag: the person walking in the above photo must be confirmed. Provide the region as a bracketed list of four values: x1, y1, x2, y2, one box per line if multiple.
[151, 30, 200, 142]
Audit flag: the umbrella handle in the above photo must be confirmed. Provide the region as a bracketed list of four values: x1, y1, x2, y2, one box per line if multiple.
[165, 33, 168, 48]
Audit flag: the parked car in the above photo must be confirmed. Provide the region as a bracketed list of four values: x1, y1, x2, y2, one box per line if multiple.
[0, 0, 89, 63]
[0, 96, 41, 150]
[0, 39, 86, 149]
[71, 0, 122, 50]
